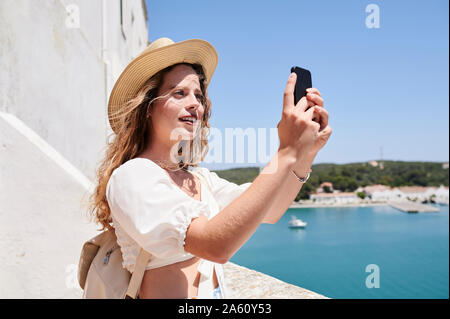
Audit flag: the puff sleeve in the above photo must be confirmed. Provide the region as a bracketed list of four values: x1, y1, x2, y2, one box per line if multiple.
[193, 167, 252, 211]
[106, 160, 211, 259]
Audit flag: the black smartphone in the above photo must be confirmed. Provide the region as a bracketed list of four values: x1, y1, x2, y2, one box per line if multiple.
[290, 66, 312, 105]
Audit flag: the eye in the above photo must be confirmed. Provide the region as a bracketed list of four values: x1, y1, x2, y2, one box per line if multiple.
[174, 90, 184, 96]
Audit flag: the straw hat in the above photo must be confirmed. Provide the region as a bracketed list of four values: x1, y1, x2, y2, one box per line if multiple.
[107, 37, 218, 134]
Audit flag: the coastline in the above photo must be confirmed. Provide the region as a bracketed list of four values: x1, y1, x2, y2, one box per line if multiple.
[289, 202, 389, 209]
[289, 201, 448, 209]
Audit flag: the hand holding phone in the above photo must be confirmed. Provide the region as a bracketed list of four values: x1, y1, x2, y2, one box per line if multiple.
[290, 66, 312, 105]
[277, 68, 332, 161]
[277, 67, 321, 161]
[290, 66, 319, 124]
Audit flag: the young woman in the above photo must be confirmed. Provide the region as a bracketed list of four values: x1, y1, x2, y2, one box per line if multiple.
[88, 37, 332, 299]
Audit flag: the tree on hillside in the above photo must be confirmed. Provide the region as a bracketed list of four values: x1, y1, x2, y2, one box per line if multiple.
[323, 185, 333, 193]
[296, 182, 315, 201]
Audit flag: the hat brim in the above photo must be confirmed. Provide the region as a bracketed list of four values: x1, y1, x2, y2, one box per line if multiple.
[108, 39, 218, 134]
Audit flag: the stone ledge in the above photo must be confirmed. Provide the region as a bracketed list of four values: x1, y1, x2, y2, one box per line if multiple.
[223, 262, 328, 299]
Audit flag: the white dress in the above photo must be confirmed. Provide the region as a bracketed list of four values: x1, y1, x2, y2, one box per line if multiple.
[105, 158, 252, 298]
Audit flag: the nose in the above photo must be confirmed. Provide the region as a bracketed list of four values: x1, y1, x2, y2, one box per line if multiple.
[185, 92, 200, 109]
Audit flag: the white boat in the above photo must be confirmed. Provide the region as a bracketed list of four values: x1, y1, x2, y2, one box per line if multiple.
[288, 216, 307, 228]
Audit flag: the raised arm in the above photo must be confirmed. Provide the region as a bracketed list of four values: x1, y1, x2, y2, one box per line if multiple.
[261, 151, 316, 224]
[184, 72, 326, 263]
[262, 87, 331, 224]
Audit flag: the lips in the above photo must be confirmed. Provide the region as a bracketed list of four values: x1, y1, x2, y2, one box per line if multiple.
[179, 119, 193, 126]
[179, 115, 197, 120]
[178, 115, 197, 126]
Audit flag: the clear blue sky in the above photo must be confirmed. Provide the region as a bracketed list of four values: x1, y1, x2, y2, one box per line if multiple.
[145, 0, 449, 170]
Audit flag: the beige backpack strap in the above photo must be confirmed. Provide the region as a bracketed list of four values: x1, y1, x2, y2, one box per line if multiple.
[124, 248, 152, 299]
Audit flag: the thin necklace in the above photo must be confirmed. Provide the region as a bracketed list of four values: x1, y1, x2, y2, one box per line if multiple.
[154, 159, 187, 172]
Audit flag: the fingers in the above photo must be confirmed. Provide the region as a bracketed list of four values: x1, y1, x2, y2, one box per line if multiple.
[306, 88, 322, 97]
[286, 82, 326, 129]
[317, 125, 332, 139]
[297, 96, 314, 112]
[306, 92, 324, 107]
[313, 106, 329, 131]
[320, 125, 332, 135]
[304, 104, 316, 121]
[283, 72, 296, 113]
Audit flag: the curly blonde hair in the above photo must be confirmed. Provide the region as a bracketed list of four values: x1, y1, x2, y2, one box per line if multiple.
[86, 63, 212, 231]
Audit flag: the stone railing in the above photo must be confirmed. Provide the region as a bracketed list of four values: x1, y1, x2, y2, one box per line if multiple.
[223, 262, 328, 299]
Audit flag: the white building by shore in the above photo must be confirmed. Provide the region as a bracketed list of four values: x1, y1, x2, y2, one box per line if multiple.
[308, 184, 449, 206]
[424, 185, 450, 204]
[363, 184, 449, 204]
[310, 192, 359, 205]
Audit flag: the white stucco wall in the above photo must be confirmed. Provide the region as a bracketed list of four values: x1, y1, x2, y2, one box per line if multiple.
[0, 0, 148, 181]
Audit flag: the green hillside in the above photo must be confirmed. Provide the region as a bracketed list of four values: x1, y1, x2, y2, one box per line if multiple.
[211, 160, 449, 201]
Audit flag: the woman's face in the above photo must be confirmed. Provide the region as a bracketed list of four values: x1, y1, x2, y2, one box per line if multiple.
[150, 64, 205, 146]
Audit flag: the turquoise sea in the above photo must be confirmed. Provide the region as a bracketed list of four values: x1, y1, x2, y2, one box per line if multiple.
[229, 204, 449, 299]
